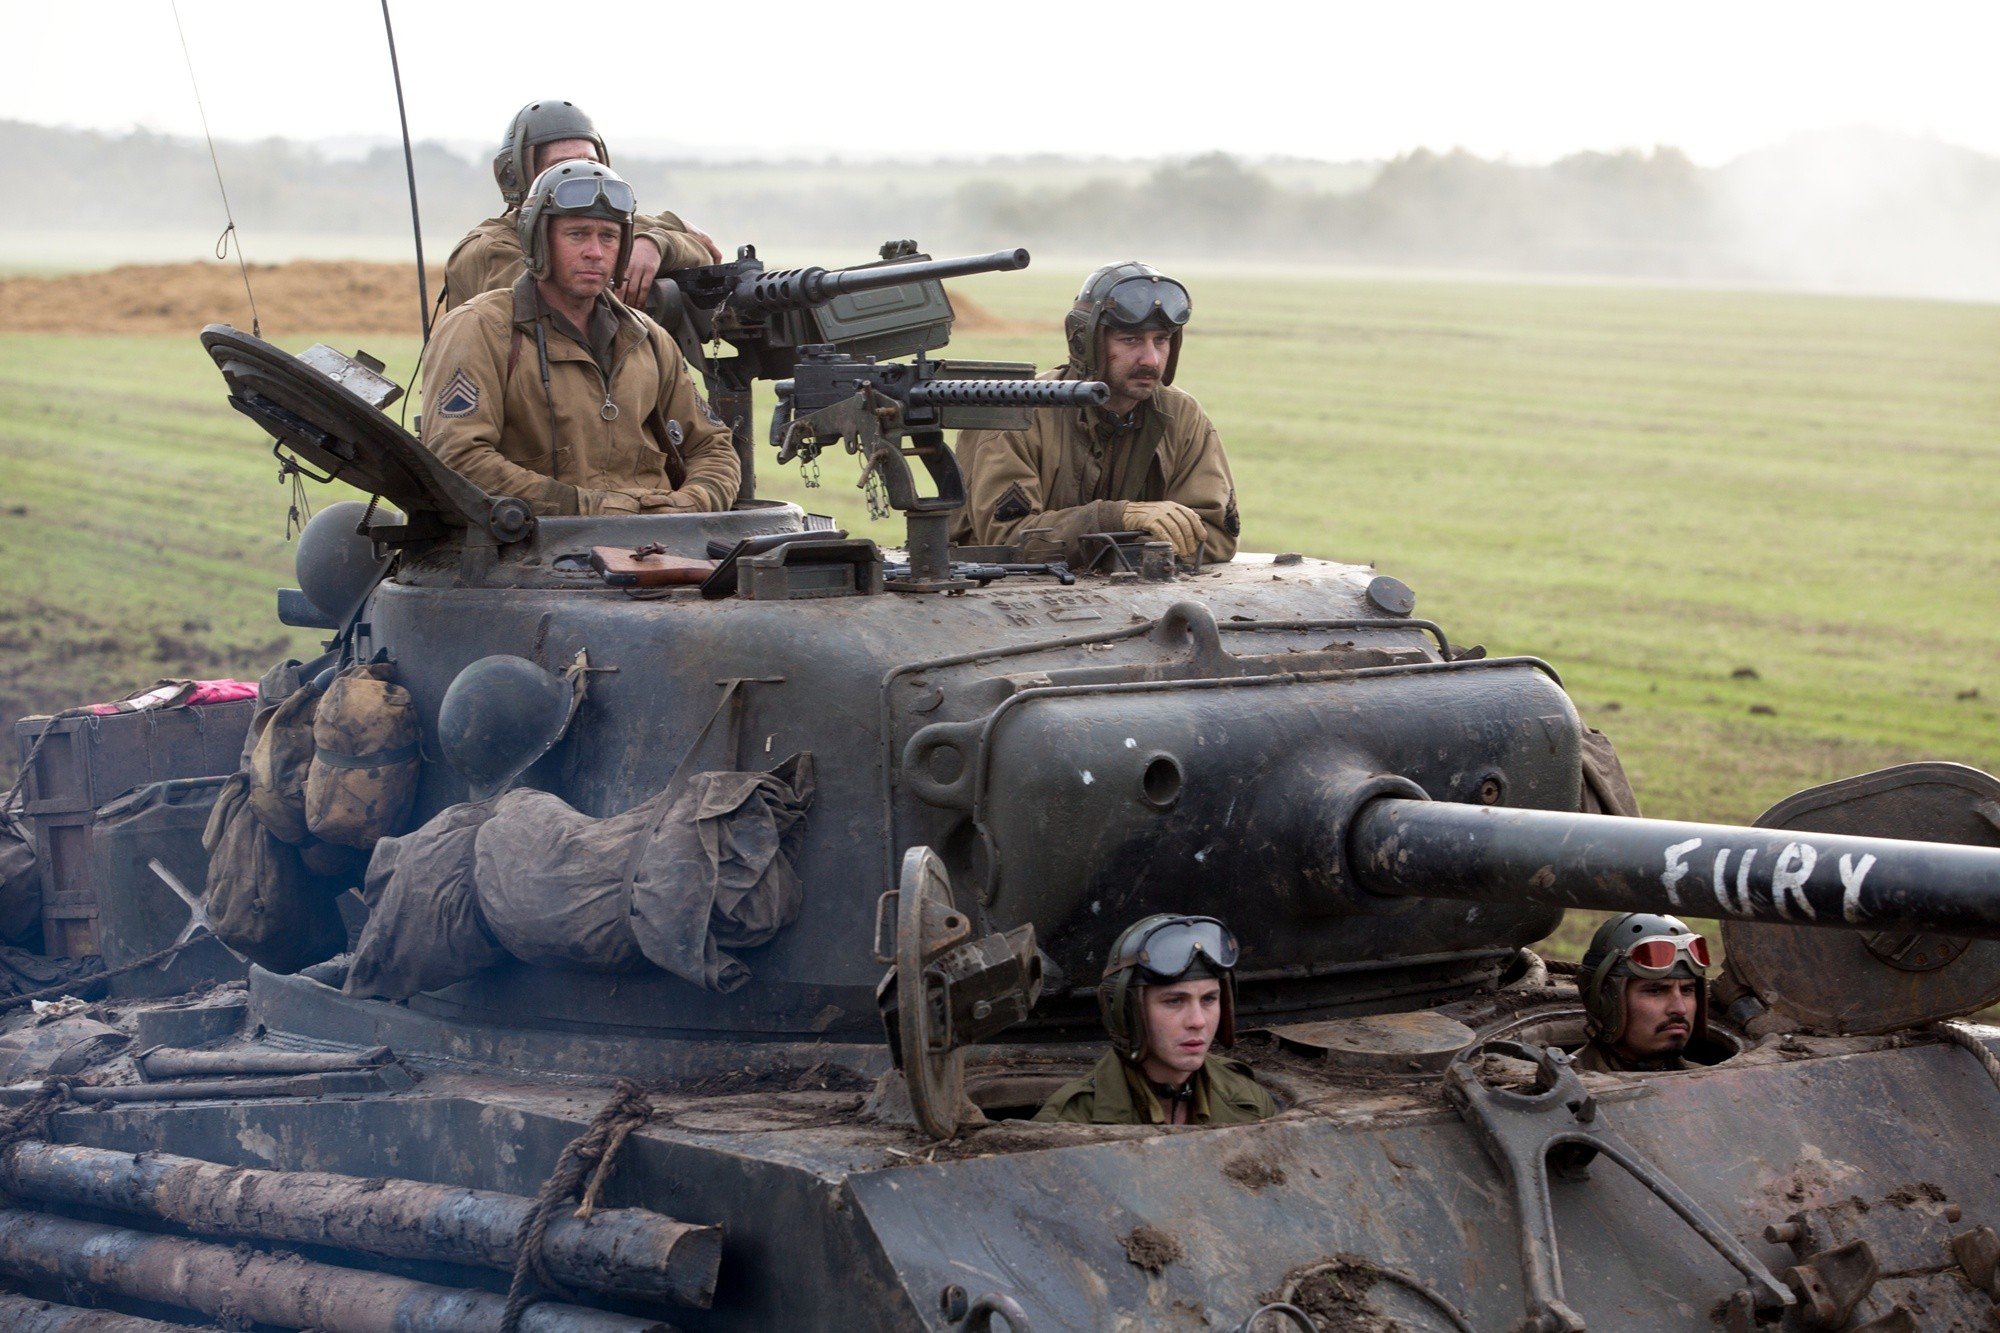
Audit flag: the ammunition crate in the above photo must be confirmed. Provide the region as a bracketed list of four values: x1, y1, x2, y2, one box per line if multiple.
[13, 701, 255, 816]
[31, 810, 98, 958]
[13, 703, 254, 958]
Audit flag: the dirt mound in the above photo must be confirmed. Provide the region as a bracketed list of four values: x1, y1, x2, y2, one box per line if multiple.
[0, 260, 1042, 339]
[0, 261, 441, 338]
[945, 289, 1040, 335]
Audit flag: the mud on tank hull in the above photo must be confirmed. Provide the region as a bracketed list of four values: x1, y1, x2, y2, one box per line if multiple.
[13, 516, 2000, 1328]
[14, 342, 2000, 1327]
[22, 967, 1997, 1331]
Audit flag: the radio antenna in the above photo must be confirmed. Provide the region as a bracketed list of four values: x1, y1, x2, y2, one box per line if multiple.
[170, 1, 259, 338]
[379, 0, 432, 341]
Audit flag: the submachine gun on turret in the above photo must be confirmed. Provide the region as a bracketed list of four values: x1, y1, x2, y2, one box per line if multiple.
[650, 241, 1031, 499]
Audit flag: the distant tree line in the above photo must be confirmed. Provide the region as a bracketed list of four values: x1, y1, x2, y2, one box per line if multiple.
[955, 148, 1719, 276]
[10, 120, 1998, 298]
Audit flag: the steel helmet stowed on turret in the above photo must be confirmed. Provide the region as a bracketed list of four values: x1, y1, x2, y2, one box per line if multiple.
[492, 98, 609, 211]
[1097, 914, 1240, 1063]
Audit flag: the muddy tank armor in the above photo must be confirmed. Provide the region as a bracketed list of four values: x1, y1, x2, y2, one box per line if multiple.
[5, 252, 2000, 1332]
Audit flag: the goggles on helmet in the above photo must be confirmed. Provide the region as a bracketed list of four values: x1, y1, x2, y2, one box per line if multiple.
[547, 174, 636, 216]
[1109, 915, 1239, 982]
[1622, 932, 1717, 979]
[1101, 274, 1192, 330]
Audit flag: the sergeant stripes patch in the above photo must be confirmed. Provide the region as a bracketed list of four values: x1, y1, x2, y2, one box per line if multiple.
[434, 368, 480, 418]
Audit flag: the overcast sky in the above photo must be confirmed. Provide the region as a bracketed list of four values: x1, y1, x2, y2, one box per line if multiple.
[7, 1, 1997, 165]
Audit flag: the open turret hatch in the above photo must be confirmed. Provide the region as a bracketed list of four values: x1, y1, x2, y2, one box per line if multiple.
[202, 325, 529, 548]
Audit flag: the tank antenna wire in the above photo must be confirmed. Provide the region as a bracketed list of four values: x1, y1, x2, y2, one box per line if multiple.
[169, 1, 260, 339]
[399, 285, 447, 430]
[379, 0, 432, 343]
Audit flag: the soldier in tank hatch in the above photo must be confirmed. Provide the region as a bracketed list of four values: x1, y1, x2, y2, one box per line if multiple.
[444, 98, 721, 312]
[1036, 914, 1274, 1126]
[1572, 913, 1720, 1074]
[421, 159, 738, 518]
[955, 262, 1240, 567]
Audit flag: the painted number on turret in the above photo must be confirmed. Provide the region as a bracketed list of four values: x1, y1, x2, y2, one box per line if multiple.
[1659, 837, 1879, 921]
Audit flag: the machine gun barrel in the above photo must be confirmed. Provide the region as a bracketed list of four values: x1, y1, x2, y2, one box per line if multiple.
[905, 378, 1109, 409]
[732, 248, 1031, 316]
[1347, 798, 2000, 940]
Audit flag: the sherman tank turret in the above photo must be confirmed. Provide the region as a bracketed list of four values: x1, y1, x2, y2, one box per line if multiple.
[3, 247, 1998, 1333]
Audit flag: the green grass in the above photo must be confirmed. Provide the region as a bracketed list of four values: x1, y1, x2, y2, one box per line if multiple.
[4, 271, 1998, 959]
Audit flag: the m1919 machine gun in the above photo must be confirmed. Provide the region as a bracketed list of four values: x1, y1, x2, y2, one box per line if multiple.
[771, 347, 1106, 591]
[652, 241, 1036, 499]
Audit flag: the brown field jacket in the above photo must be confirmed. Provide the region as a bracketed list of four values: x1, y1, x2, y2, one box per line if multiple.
[443, 210, 712, 312]
[420, 276, 738, 516]
[954, 372, 1240, 564]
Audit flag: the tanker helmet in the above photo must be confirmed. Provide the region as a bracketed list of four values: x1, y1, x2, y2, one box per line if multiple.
[493, 99, 609, 210]
[1097, 914, 1240, 1063]
[1580, 912, 1718, 1046]
[1064, 261, 1192, 386]
[438, 655, 578, 801]
[516, 160, 637, 285]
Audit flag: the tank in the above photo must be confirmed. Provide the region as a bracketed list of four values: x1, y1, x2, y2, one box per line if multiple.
[3, 258, 1998, 1333]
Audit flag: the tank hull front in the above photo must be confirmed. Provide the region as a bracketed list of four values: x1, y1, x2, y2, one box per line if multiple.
[46, 985, 2000, 1331]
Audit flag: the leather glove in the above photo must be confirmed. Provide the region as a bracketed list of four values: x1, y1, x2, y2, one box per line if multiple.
[638, 490, 702, 513]
[1122, 500, 1208, 560]
[582, 489, 644, 516]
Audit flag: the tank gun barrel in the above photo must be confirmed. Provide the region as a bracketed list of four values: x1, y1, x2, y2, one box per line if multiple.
[1347, 798, 2000, 940]
[905, 378, 1108, 410]
[730, 248, 1031, 316]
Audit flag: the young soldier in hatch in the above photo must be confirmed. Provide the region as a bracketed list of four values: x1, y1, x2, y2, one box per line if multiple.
[1037, 915, 1274, 1126]
[444, 98, 719, 312]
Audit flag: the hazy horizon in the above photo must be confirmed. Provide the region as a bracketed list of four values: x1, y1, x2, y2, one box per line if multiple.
[7, 2, 1998, 167]
[8, 117, 1999, 305]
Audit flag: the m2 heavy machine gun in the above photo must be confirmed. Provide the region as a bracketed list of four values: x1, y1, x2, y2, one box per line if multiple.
[9, 236, 2000, 1330]
[651, 242, 1029, 500]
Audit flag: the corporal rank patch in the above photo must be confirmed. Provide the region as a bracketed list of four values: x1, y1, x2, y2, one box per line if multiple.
[992, 482, 1033, 524]
[694, 392, 724, 427]
[434, 368, 480, 418]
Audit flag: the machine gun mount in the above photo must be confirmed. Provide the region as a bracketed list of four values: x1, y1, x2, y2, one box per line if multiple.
[772, 346, 1107, 591]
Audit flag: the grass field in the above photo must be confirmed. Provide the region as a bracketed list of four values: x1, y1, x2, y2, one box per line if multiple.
[4, 269, 1997, 956]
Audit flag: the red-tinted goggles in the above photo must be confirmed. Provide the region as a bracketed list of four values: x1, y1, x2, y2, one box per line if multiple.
[1625, 933, 1716, 978]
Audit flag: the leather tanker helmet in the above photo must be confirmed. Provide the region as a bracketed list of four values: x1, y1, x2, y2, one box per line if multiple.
[1097, 914, 1240, 1064]
[1063, 261, 1192, 385]
[516, 160, 637, 286]
[1579, 912, 1718, 1046]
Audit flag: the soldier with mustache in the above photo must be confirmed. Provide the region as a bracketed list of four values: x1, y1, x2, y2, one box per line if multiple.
[1573, 913, 1720, 1074]
[955, 262, 1240, 567]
